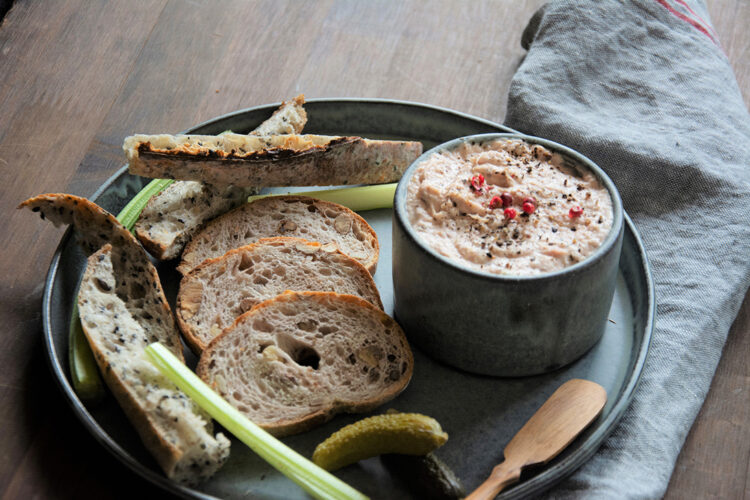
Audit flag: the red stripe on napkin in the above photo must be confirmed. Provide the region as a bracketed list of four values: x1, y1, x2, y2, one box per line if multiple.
[672, 0, 718, 38]
[655, 0, 718, 45]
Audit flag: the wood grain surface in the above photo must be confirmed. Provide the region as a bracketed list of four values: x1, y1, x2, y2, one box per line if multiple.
[0, 1, 747, 498]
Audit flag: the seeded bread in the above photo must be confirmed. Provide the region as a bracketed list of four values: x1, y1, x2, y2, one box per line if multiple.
[178, 195, 379, 275]
[80, 245, 230, 485]
[19, 193, 144, 257]
[124, 133, 423, 188]
[135, 183, 251, 260]
[19, 194, 230, 485]
[250, 94, 307, 136]
[197, 291, 414, 437]
[177, 237, 383, 354]
[134, 95, 308, 261]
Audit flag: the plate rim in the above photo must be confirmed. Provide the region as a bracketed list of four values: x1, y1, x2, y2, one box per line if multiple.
[41, 98, 655, 499]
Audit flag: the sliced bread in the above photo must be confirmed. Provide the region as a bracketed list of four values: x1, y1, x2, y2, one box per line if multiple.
[80, 245, 230, 485]
[124, 133, 423, 188]
[19, 194, 230, 485]
[196, 291, 413, 437]
[250, 94, 307, 136]
[134, 95, 308, 260]
[177, 237, 383, 354]
[135, 182, 250, 260]
[178, 195, 379, 275]
[19, 193, 144, 257]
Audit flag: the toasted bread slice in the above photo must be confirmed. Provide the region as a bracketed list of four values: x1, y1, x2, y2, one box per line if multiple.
[250, 94, 307, 136]
[197, 291, 413, 437]
[124, 133, 422, 188]
[19, 194, 230, 485]
[20, 193, 144, 257]
[177, 237, 383, 354]
[134, 95, 308, 260]
[178, 195, 379, 275]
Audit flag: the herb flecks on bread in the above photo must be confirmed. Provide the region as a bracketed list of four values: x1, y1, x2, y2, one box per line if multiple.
[134, 95, 308, 260]
[178, 195, 379, 275]
[124, 133, 422, 188]
[80, 245, 230, 484]
[197, 291, 414, 437]
[19, 193, 230, 485]
[250, 94, 307, 136]
[177, 237, 383, 354]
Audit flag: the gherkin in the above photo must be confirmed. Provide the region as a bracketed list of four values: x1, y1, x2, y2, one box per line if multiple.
[312, 413, 448, 471]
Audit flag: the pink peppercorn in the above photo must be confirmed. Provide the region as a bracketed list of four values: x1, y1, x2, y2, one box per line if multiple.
[522, 197, 536, 214]
[504, 207, 517, 219]
[470, 174, 485, 195]
[569, 206, 583, 218]
[500, 192, 513, 207]
[489, 196, 503, 209]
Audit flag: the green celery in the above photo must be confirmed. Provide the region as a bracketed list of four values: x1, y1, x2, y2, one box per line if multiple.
[145, 343, 368, 500]
[247, 183, 397, 212]
[117, 179, 174, 230]
[68, 302, 106, 402]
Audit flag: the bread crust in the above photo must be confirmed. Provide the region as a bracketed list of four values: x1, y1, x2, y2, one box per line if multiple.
[20, 194, 229, 484]
[197, 291, 414, 437]
[134, 96, 308, 260]
[176, 236, 383, 354]
[18, 193, 144, 256]
[250, 94, 307, 136]
[178, 195, 380, 275]
[79, 245, 186, 477]
[125, 133, 422, 188]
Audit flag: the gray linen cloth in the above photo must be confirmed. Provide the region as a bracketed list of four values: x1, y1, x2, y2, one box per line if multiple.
[504, 0, 750, 497]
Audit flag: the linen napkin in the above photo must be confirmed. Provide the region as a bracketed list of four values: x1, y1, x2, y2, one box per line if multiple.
[504, 0, 750, 497]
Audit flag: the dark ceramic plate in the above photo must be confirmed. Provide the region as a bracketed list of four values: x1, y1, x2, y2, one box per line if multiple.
[42, 99, 654, 499]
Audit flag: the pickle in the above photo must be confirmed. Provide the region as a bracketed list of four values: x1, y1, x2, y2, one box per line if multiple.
[381, 453, 465, 500]
[312, 413, 448, 471]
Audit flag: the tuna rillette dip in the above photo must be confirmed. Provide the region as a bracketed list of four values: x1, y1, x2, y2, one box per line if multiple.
[406, 139, 613, 275]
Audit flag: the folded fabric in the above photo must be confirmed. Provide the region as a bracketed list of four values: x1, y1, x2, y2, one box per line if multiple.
[504, 0, 750, 497]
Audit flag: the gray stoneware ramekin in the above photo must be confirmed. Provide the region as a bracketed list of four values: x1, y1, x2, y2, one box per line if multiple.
[392, 133, 624, 377]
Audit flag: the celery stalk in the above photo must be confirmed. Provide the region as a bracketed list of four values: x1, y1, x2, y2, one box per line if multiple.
[68, 302, 106, 402]
[145, 343, 368, 500]
[69, 178, 173, 402]
[247, 183, 397, 212]
[117, 179, 174, 230]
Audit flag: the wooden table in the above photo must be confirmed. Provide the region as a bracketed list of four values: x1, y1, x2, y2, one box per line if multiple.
[1, 1, 747, 498]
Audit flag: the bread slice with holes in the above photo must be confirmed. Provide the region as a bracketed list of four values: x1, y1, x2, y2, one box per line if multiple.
[177, 237, 383, 354]
[124, 133, 422, 188]
[18, 194, 230, 485]
[196, 291, 413, 437]
[80, 245, 230, 485]
[178, 195, 379, 275]
[134, 95, 308, 261]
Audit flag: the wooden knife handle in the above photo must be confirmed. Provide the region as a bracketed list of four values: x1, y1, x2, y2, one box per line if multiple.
[465, 462, 522, 500]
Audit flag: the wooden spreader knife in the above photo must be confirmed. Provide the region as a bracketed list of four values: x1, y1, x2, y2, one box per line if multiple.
[466, 379, 607, 500]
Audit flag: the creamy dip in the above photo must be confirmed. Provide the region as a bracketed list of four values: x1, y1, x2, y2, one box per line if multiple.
[406, 139, 613, 275]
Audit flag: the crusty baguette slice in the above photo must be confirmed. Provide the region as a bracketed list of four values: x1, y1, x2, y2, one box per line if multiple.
[134, 95, 308, 261]
[19, 194, 230, 485]
[178, 195, 379, 275]
[124, 133, 422, 188]
[250, 94, 307, 136]
[197, 291, 413, 437]
[80, 245, 230, 484]
[19, 193, 145, 257]
[135, 182, 251, 260]
[177, 237, 383, 354]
